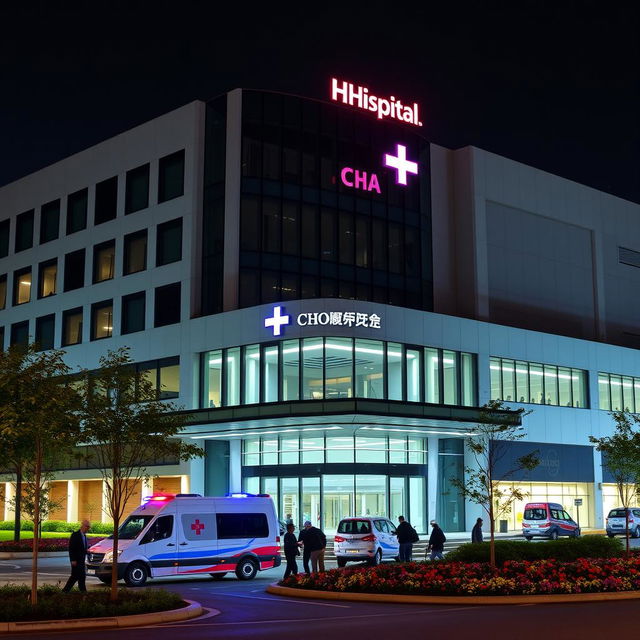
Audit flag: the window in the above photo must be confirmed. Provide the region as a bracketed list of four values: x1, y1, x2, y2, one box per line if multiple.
[123, 229, 147, 275]
[140, 515, 173, 544]
[94, 176, 118, 225]
[158, 150, 185, 203]
[38, 259, 57, 298]
[243, 344, 260, 404]
[125, 163, 150, 214]
[62, 307, 83, 346]
[39, 199, 60, 244]
[204, 350, 222, 408]
[15, 210, 34, 252]
[10, 321, 29, 346]
[66, 188, 88, 234]
[215, 513, 268, 539]
[154, 282, 180, 327]
[121, 291, 145, 334]
[159, 357, 180, 398]
[0, 275, 6, 310]
[64, 249, 85, 291]
[93, 240, 115, 283]
[0, 327, 4, 351]
[13, 267, 31, 305]
[355, 339, 384, 399]
[91, 300, 113, 340]
[156, 218, 182, 266]
[0, 219, 9, 257]
[35, 314, 55, 351]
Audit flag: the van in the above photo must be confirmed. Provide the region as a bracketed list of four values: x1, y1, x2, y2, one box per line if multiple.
[521, 502, 580, 541]
[86, 493, 281, 586]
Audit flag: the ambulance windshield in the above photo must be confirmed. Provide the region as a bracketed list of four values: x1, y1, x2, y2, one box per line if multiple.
[114, 515, 153, 540]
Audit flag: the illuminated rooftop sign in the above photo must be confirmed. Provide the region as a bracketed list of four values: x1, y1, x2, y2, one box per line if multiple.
[331, 78, 423, 127]
[264, 306, 382, 336]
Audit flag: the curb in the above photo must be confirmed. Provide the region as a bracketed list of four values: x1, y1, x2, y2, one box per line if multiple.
[266, 583, 640, 606]
[0, 552, 66, 560]
[0, 599, 210, 634]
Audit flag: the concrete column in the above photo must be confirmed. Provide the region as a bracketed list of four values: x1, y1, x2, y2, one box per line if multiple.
[592, 448, 604, 529]
[427, 437, 439, 525]
[100, 480, 110, 524]
[180, 475, 190, 494]
[67, 480, 79, 523]
[189, 441, 206, 495]
[229, 440, 242, 493]
[463, 438, 484, 531]
[4, 482, 15, 520]
[141, 477, 153, 499]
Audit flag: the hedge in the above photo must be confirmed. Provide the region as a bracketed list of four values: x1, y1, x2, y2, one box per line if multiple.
[444, 536, 624, 564]
[0, 585, 185, 622]
[0, 520, 114, 534]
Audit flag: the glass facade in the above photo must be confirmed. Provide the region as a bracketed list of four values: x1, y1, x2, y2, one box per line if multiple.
[598, 372, 640, 412]
[490, 357, 588, 408]
[202, 337, 477, 408]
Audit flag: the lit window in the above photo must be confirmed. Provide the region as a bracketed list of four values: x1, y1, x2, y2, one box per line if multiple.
[93, 241, 115, 283]
[91, 300, 113, 340]
[13, 268, 31, 305]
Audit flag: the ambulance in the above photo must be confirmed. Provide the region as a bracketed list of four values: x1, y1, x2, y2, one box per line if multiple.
[86, 493, 281, 586]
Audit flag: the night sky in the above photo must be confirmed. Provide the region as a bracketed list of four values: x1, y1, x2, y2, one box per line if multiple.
[1, 3, 638, 202]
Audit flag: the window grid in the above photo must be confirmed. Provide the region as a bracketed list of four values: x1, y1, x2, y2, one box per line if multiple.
[598, 371, 640, 412]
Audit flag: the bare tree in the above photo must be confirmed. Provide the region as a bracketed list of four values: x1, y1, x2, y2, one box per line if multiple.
[450, 400, 538, 567]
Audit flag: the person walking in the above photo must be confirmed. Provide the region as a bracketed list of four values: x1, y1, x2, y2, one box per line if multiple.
[471, 517, 484, 543]
[427, 520, 446, 560]
[282, 523, 300, 579]
[285, 513, 293, 525]
[395, 515, 417, 562]
[298, 520, 326, 574]
[62, 519, 91, 593]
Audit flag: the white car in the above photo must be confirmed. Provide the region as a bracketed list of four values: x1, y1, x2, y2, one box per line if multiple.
[333, 517, 400, 567]
[606, 508, 640, 538]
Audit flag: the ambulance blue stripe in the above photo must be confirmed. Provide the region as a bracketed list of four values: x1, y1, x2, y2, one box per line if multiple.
[149, 538, 255, 561]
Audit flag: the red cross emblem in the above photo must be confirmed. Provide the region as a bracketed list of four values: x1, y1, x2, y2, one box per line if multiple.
[191, 519, 205, 535]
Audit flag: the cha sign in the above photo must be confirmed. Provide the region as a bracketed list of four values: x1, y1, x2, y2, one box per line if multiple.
[331, 78, 423, 127]
[264, 306, 382, 336]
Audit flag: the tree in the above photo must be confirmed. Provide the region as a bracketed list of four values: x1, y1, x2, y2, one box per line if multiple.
[590, 411, 640, 556]
[450, 400, 539, 568]
[77, 347, 203, 601]
[0, 344, 82, 605]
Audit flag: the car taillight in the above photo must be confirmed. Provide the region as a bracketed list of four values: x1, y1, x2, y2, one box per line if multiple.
[361, 534, 377, 542]
[540, 522, 551, 528]
[334, 535, 346, 543]
[522, 523, 530, 528]
[276, 536, 280, 543]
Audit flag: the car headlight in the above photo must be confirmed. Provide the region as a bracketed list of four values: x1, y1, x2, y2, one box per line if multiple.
[103, 550, 123, 563]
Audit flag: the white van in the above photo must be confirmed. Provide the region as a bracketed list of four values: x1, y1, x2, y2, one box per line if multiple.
[86, 493, 281, 586]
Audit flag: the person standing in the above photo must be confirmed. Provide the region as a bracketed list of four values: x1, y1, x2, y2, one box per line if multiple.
[395, 516, 417, 562]
[298, 520, 325, 573]
[471, 517, 484, 543]
[427, 520, 446, 560]
[285, 513, 293, 525]
[298, 520, 314, 574]
[63, 519, 91, 593]
[282, 523, 299, 579]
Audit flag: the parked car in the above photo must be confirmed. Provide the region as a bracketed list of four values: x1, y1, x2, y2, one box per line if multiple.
[521, 502, 580, 540]
[333, 516, 400, 567]
[606, 508, 640, 538]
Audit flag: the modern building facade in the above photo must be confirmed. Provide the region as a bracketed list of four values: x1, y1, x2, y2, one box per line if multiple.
[1, 83, 639, 533]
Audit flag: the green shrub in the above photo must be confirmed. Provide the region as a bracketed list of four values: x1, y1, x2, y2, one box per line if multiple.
[0, 520, 34, 531]
[89, 522, 114, 534]
[41, 521, 80, 533]
[445, 535, 624, 564]
[0, 585, 185, 622]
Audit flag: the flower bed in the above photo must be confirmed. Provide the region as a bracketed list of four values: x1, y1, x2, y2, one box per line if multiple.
[281, 557, 640, 596]
[0, 536, 105, 553]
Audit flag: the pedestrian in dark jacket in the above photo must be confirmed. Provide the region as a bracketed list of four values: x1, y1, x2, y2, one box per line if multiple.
[427, 520, 446, 560]
[395, 516, 416, 561]
[471, 517, 484, 543]
[63, 519, 91, 592]
[298, 521, 326, 574]
[283, 523, 300, 579]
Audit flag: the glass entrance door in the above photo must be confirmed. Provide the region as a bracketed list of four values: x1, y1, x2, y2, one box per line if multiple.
[323, 475, 354, 533]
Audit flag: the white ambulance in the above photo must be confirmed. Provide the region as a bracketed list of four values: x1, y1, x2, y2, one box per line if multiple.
[86, 493, 281, 586]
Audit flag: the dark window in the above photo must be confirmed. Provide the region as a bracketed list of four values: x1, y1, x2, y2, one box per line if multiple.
[91, 300, 113, 340]
[13, 267, 32, 305]
[0, 327, 4, 351]
[121, 291, 145, 334]
[215, 513, 269, 539]
[93, 240, 115, 283]
[140, 515, 173, 544]
[38, 259, 57, 298]
[158, 150, 185, 203]
[15, 210, 34, 252]
[35, 314, 55, 351]
[62, 307, 83, 346]
[64, 249, 85, 291]
[39, 199, 60, 244]
[156, 218, 182, 266]
[0, 274, 6, 309]
[123, 229, 147, 275]
[10, 321, 29, 347]
[67, 188, 88, 234]
[0, 219, 9, 258]
[154, 282, 180, 327]
[125, 164, 150, 214]
[94, 176, 118, 225]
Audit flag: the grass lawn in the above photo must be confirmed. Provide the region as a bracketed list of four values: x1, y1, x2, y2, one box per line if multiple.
[0, 531, 104, 541]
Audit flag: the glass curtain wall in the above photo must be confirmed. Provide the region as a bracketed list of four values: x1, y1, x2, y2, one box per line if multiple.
[598, 372, 640, 412]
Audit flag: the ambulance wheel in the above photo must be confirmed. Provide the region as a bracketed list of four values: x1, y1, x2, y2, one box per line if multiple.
[607, 533, 615, 538]
[210, 573, 227, 580]
[124, 562, 148, 587]
[369, 549, 382, 566]
[573, 528, 581, 538]
[97, 576, 111, 585]
[549, 530, 559, 541]
[524, 536, 532, 542]
[235, 558, 258, 580]
[337, 558, 347, 568]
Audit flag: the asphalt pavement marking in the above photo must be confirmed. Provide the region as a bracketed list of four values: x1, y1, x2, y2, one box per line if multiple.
[216, 592, 351, 608]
